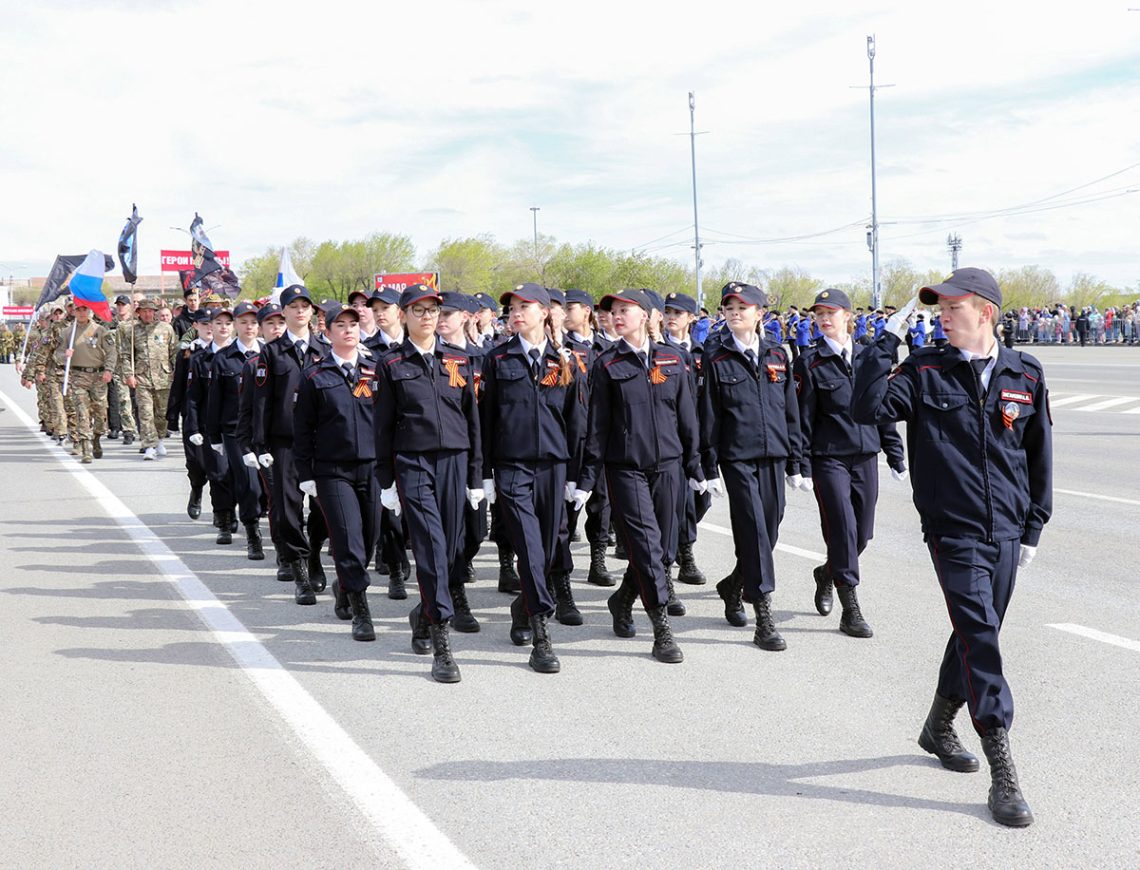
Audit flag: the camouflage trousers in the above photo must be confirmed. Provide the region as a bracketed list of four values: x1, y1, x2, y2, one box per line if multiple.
[36, 378, 53, 428]
[112, 372, 137, 435]
[68, 370, 109, 443]
[136, 384, 170, 449]
[46, 367, 77, 438]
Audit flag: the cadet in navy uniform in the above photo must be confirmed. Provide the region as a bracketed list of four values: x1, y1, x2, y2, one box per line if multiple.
[574, 289, 706, 663]
[294, 301, 380, 643]
[699, 283, 806, 652]
[481, 283, 586, 672]
[793, 288, 906, 638]
[373, 285, 483, 684]
[852, 268, 1051, 828]
[167, 309, 211, 520]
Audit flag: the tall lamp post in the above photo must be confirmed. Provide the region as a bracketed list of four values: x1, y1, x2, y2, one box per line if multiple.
[688, 91, 704, 311]
[867, 35, 882, 311]
[529, 206, 541, 281]
[947, 233, 963, 270]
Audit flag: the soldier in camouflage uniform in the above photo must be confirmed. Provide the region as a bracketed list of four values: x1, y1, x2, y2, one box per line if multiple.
[53, 304, 117, 463]
[18, 311, 52, 430]
[112, 295, 139, 445]
[0, 324, 13, 364]
[33, 304, 72, 443]
[122, 297, 178, 460]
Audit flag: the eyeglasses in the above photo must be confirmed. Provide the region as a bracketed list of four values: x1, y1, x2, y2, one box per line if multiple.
[410, 306, 440, 318]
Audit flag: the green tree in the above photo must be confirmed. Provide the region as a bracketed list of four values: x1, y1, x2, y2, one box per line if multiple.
[1065, 272, 1115, 310]
[763, 266, 823, 310]
[997, 265, 1060, 311]
[427, 235, 506, 293]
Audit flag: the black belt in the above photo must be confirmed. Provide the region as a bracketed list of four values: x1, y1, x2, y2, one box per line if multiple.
[72, 366, 103, 373]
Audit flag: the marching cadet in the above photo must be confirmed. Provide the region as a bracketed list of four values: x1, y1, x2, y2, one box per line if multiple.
[111, 295, 138, 445]
[699, 283, 806, 652]
[470, 293, 499, 348]
[373, 284, 483, 684]
[793, 288, 906, 638]
[480, 283, 586, 672]
[852, 269, 1051, 828]
[50, 302, 117, 463]
[294, 302, 380, 644]
[251, 286, 331, 602]
[574, 288, 705, 664]
[122, 298, 177, 460]
[167, 310, 212, 519]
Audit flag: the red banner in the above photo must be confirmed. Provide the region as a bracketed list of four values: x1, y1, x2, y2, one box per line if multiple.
[3, 306, 34, 318]
[160, 249, 231, 272]
[374, 272, 439, 292]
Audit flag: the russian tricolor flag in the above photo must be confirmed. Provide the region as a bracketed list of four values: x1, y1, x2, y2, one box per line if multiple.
[69, 250, 112, 321]
[272, 246, 303, 304]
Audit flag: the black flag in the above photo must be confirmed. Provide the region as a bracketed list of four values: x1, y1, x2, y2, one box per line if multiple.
[117, 204, 142, 286]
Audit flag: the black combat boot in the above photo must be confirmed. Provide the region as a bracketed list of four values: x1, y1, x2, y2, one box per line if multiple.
[665, 567, 686, 616]
[106, 428, 120, 440]
[980, 728, 1034, 827]
[92, 435, 103, 459]
[918, 694, 980, 773]
[586, 543, 617, 586]
[275, 553, 292, 582]
[291, 560, 316, 606]
[497, 546, 521, 593]
[836, 583, 873, 638]
[308, 548, 327, 592]
[186, 486, 203, 520]
[122, 431, 135, 446]
[409, 603, 432, 655]
[752, 593, 787, 651]
[528, 613, 561, 673]
[215, 511, 233, 545]
[387, 561, 408, 599]
[551, 571, 582, 626]
[607, 573, 637, 638]
[332, 580, 351, 621]
[509, 595, 533, 646]
[715, 569, 747, 627]
[465, 560, 477, 585]
[676, 540, 706, 585]
[614, 538, 627, 561]
[813, 563, 834, 616]
[244, 522, 264, 561]
[646, 605, 684, 663]
[346, 589, 376, 642]
[429, 622, 461, 683]
[450, 582, 480, 633]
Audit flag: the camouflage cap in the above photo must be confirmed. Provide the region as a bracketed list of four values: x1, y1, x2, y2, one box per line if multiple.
[135, 297, 159, 311]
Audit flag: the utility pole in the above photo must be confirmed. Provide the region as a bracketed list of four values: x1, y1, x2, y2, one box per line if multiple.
[688, 92, 704, 311]
[867, 35, 882, 311]
[947, 233, 963, 270]
[529, 206, 541, 281]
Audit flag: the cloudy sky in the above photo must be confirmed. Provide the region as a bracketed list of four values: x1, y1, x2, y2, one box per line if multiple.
[2, 0, 1138, 289]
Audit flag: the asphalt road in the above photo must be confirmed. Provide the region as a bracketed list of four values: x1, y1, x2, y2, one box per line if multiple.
[0, 345, 1136, 869]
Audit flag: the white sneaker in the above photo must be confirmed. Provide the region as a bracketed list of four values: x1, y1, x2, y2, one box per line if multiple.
[143, 447, 157, 461]
[156, 442, 167, 458]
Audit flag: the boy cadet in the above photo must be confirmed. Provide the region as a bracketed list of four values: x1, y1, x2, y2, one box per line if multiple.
[851, 267, 1051, 828]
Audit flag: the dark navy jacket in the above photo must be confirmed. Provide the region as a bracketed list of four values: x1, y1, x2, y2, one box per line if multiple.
[851, 333, 1053, 546]
[793, 341, 905, 472]
[663, 334, 703, 402]
[699, 336, 803, 479]
[234, 353, 261, 455]
[166, 338, 208, 430]
[183, 344, 218, 439]
[206, 341, 261, 443]
[579, 340, 702, 494]
[480, 336, 587, 477]
[251, 332, 329, 447]
[372, 339, 482, 489]
[293, 354, 378, 482]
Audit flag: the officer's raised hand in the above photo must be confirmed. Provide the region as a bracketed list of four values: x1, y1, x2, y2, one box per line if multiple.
[380, 485, 401, 516]
[885, 296, 919, 338]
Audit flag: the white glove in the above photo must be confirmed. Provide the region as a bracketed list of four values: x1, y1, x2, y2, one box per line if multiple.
[466, 488, 485, 510]
[571, 488, 592, 511]
[798, 476, 813, 492]
[188, 433, 204, 446]
[299, 480, 318, 498]
[891, 467, 909, 483]
[886, 297, 919, 339]
[687, 477, 708, 495]
[786, 473, 811, 492]
[565, 482, 578, 503]
[258, 453, 274, 468]
[380, 485, 401, 516]
[241, 452, 259, 469]
[210, 442, 224, 456]
[482, 478, 496, 505]
[708, 478, 724, 497]
[1018, 545, 1037, 569]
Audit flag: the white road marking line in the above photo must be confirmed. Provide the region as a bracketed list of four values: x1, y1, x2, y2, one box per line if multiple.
[1046, 624, 1140, 653]
[1073, 396, 1137, 412]
[1046, 394, 1097, 408]
[698, 521, 826, 562]
[1125, 405, 1140, 414]
[1054, 488, 1140, 506]
[0, 390, 476, 870]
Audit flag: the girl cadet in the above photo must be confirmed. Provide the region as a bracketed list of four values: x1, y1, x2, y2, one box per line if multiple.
[373, 285, 483, 684]
[480, 283, 586, 672]
[699, 282, 806, 653]
[573, 288, 706, 664]
[792, 288, 906, 639]
[293, 302, 380, 645]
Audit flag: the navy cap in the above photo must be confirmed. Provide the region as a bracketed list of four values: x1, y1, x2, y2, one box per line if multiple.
[440, 291, 478, 314]
[232, 301, 259, 319]
[919, 267, 1002, 308]
[279, 285, 312, 308]
[207, 306, 232, 321]
[398, 284, 443, 310]
[664, 292, 697, 315]
[500, 282, 551, 307]
[256, 302, 284, 323]
[720, 283, 766, 307]
[642, 289, 665, 313]
[347, 289, 370, 304]
[369, 287, 401, 306]
[189, 309, 211, 323]
[322, 301, 360, 322]
[471, 292, 497, 311]
[599, 288, 653, 313]
[114, 295, 131, 306]
[810, 288, 853, 312]
[565, 289, 594, 308]
[546, 287, 566, 306]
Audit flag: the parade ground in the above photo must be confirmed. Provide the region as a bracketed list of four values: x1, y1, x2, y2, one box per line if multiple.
[0, 346, 1136, 870]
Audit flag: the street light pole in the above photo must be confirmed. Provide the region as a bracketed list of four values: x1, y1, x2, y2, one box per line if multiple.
[688, 91, 704, 311]
[867, 35, 882, 311]
[529, 206, 540, 257]
[947, 233, 963, 270]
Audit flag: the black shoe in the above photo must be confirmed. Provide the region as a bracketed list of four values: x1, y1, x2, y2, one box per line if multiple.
[665, 567, 686, 616]
[292, 560, 317, 606]
[607, 577, 637, 638]
[187, 487, 203, 520]
[275, 555, 293, 582]
[918, 694, 980, 773]
[752, 594, 787, 651]
[429, 622, 461, 683]
[308, 549, 327, 593]
[92, 435, 103, 459]
[509, 595, 533, 646]
[813, 564, 834, 616]
[614, 539, 628, 561]
[244, 522, 265, 561]
[465, 560, 477, 585]
[387, 561, 408, 600]
[409, 603, 432, 655]
[497, 548, 521, 593]
[569, 528, 582, 543]
[332, 581, 352, 621]
[551, 571, 583, 626]
[229, 516, 239, 533]
[587, 543, 617, 587]
[216, 511, 233, 545]
[836, 583, 873, 638]
[107, 429, 120, 440]
[646, 605, 684, 663]
[676, 541, 706, 585]
[374, 551, 388, 575]
[981, 728, 1034, 827]
[450, 581, 481, 633]
[716, 570, 747, 627]
[346, 590, 376, 642]
[528, 613, 561, 673]
[122, 432, 135, 446]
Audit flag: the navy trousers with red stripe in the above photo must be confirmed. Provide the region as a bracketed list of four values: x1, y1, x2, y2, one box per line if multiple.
[495, 460, 563, 617]
[606, 461, 680, 610]
[810, 453, 878, 588]
[927, 535, 1018, 735]
[721, 457, 784, 602]
[315, 460, 379, 593]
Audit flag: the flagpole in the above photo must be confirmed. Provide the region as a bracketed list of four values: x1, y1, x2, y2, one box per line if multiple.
[62, 320, 77, 396]
[16, 314, 35, 374]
